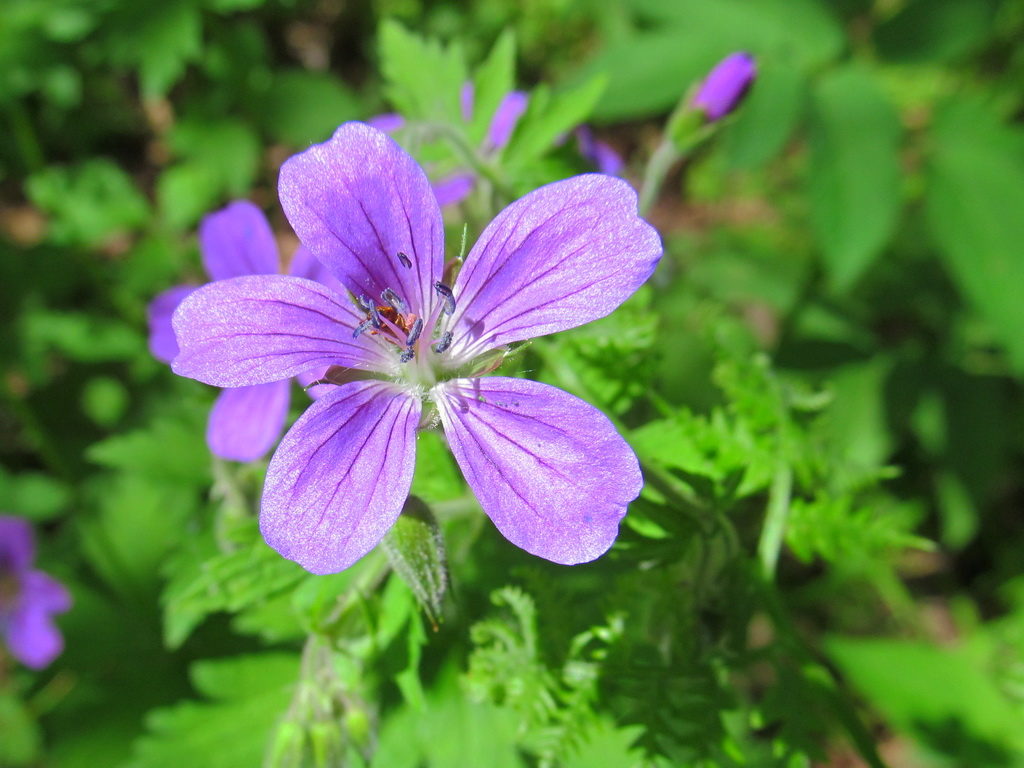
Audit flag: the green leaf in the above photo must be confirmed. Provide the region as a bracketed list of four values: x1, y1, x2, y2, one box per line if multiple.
[0, 692, 42, 766]
[25, 159, 149, 247]
[80, 474, 200, 593]
[0, 467, 71, 522]
[409, 430, 463, 503]
[724, 61, 807, 170]
[874, 0, 999, 63]
[256, 69, 361, 146]
[925, 98, 1024, 372]
[378, 20, 466, 123]
[504, 76, 606, 169]
[807, 65, 902, 291]
[86, 406, 211, 486]
[585, 0, 842, 120]
[105, 0, 202, 98]
[158, 118, 260, 229]
[827, 637, 1024, 763]
[468, 30, 517, 146]
[21, 308, 144, 365]
[125, 654, 299, 768]
[161, 520, 307, 648]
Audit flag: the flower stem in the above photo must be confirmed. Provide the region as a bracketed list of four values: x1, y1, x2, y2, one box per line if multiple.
[756, 364, 794, 580]
[637, 138, 681, 217]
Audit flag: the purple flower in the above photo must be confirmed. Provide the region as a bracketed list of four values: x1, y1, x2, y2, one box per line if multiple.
[692, 52, 757, 122]
[0, 516, 71, 669]
[171, 122, 662, 574]
[147, 201, 334, 462]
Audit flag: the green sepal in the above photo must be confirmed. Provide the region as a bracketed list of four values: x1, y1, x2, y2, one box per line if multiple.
[382, 496, 448, 628]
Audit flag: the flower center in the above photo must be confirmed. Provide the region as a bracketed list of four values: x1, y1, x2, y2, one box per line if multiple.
[346, 252, 461, 387]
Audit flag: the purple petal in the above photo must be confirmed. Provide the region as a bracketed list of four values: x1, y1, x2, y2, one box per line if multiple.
[692, 52, 757, 122]
[20, 570, 72, 613]
[147, 284, 198, 364]
[575, 127, 624, 176]
[0, 516, 34, 573]
[460, 82, 475, 124]
[206, 381, 291, 462]
[278, 122, 444, 319]
[449, 174, 662, 360]
[485, 91, 528, 151]
[437, 377, 641, 564]
[295, 368, 333, 401]
[366, 113, 406, 133]
[4, 607, 64, 669]
[4, 572, 70, 669]
[287, 244, 345, 294]
[432, 173, 476, 207]
[260, 381, 421, 574]
[171, 275, 391, 387]
[199, 200, 280, 280]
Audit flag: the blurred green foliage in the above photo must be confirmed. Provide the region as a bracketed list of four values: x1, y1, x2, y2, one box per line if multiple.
[2, 0, 1024, 766]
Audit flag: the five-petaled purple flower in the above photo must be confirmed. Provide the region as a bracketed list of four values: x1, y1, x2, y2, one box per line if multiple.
[148, 201, 334, 462]
[692, 52, 757, 122]
[171, 122, 661, 574]
[0, 516, 71, 669]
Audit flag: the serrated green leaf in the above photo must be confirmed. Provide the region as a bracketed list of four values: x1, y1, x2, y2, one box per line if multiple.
[808, 65, 902, 291]
[125, 654, 299, 768]
[504, 76, 605, 168]
[162, 521, 307, 648]
[80, 475, 199, 592]
[20, 307, 143, 366]
[159, 118, 261, 229]
[378, 20, 466, 123]
[25, 159, 149, 247]
[86, 406, 210, 485]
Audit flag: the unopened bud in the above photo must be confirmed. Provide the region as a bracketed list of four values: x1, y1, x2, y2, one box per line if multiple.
[382, 497, 448, 628]
[692, 52, 757, 122]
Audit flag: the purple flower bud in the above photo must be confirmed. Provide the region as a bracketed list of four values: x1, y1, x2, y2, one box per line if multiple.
[0, 516, 71, 669]
[692, 52, 757, 122]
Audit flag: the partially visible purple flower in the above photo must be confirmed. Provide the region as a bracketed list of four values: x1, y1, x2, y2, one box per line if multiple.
[0, 516, 71, 669]
[366, 113, 406, 134]
[574, 126, 624, 176]
[147, 201, 335, 462]
[691, 52, 757, 122]
[171, 122, 662, 574]
[373, 83, 622, 208]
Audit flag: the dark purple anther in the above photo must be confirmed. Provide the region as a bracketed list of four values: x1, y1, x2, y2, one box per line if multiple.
[396, 251, 412, 269]
[434, 282, 456, 315]
[382, 287, 407, 314]
[433, 331, 453, 354]
[692, 52, 756, 122]
[399, 347, 415, 363]
[353, 319, 375, 338]
[406, 317, 423, 347]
